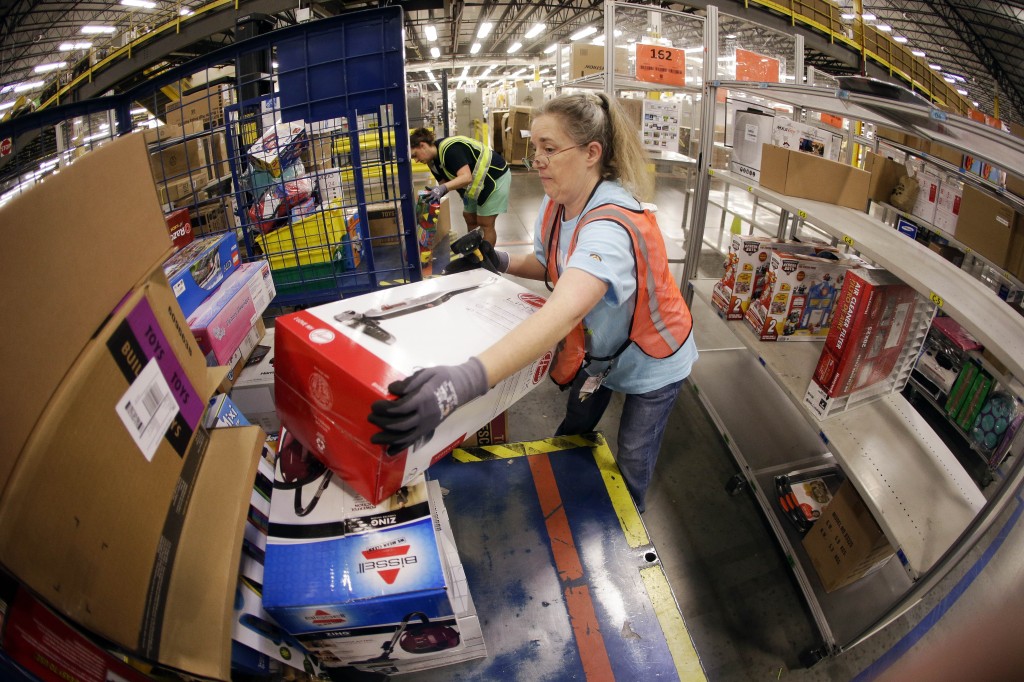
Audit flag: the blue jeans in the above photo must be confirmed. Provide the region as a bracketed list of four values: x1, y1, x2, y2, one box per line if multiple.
[555, 371, 685, 513]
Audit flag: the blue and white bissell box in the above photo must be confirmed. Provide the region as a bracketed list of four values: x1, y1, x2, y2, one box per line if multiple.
[262, 429, 453, 655]
[162, 231, 241, 317]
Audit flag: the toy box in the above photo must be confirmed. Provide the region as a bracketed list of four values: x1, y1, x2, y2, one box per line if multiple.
[163, 231, 241, 318]
[744, 250, 862, 341]
[188, 260, 277, 365]
[811, 269, 922, 397]
[262, 433, 486, 671]
[165, 207, 194, 249]
[230, 326, 280, 433]
[274, 269, 551, 504]
[712, 235, 836, 320]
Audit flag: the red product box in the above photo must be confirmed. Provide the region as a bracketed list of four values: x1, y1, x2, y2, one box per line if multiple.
[165, 207, 194, 249]
[812, 269, 920, 397]
[273, 270, 551, 505]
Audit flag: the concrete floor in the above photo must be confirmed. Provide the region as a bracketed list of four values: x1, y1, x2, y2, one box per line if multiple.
[474, 168, 1024, 681]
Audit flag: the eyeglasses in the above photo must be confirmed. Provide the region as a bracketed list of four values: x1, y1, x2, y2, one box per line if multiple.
[523, 144, 584, 170]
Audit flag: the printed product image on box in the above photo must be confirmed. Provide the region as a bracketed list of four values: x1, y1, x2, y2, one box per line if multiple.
[163, 231, 241, 318]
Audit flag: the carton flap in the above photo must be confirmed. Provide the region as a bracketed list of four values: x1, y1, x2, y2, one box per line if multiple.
[0, 133, 173, 491]
[159, 425, 264, 680]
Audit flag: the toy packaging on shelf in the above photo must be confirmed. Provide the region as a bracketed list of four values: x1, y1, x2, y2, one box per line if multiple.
[744, 250, 863, 341]
[273, 269, 551, 504]
[187, 260, 277, 365]
[162, 231, 242, 318]
[712, 235, 836, 320]
[262, 431, 486, 672]
[230, 327, 280, 434]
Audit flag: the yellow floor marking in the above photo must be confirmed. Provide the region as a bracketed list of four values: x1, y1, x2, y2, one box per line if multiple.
[640, 566, 708, 682]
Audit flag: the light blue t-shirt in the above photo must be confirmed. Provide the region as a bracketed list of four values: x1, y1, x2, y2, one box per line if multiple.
[533, 180, 698, 393]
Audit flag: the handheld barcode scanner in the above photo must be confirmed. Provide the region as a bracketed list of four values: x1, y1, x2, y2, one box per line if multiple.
[449, 230, 486, 266]
[276, 433, 333, 517]
[355, 612, 461, 665]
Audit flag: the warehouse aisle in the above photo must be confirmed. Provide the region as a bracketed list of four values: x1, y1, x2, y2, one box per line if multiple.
[458, 168, 1024, 681]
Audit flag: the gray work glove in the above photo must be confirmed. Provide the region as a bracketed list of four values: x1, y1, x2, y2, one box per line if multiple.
[368, 357, 488, 455]
[427, 184, 449, 202]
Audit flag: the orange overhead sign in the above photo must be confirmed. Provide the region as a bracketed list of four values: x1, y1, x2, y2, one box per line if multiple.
[635, 44, 686, 87]
[735, 48, 780, 83]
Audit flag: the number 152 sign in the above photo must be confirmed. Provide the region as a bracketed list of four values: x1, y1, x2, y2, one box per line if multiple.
[636, 44, 686, 87]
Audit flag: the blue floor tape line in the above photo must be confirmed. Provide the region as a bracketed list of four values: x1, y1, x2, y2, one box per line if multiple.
[852, 492, 1024, 681]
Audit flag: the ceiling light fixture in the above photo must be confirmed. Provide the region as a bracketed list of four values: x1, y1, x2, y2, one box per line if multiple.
[524, 23, 545, 39]
[507, 42, 522, 54]
[430, 46, 440, 59]
[877, 24, 892, 32]
[14, 81, 45, 92]
[544, 44, 557, 54]
[477, 22, 493, 39]
[33, 62, 67, 73]
[179, 7, 193, 15]
[912, 49, 926, 57]
[59, 41, 93, 50]
[841, 13, 855, 20]
[81, 25, 116, 34]
[470, 42, 481, 54]
[929, 63, 942, 71]
[972, 100, 979, 107]
[570, 26, 597, 41]
[893, 36, 908, 43]
[861, 13, 876, 21]
[425, 25, 437, 41]
[0, 101, 15, 111]
[130, 107, 147, 115]
[957, 88, 968, 96]
[121, 0, 157, 8]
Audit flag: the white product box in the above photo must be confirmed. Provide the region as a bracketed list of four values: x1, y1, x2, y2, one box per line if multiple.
[933, 172, 963, 235]
[274, 269, 551, 504]
[772, 116, 837, 160]
[262, 433, 486, 672]
[907, 158, 942, 225]
[730, 109, 775, 181]
[230, 327, 279, 433]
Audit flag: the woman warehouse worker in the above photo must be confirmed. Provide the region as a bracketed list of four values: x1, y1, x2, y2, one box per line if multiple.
[409, 128, 511, 248]
[373, 93, 697, 512]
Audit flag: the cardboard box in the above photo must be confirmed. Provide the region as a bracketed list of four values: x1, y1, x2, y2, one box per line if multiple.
[188, 260, 277, 365]
[811, 269, 920, 397]
[217, 318, 267, 394]
[712, 235, 835, 319]
[908, 159, 942, 225]
[165, 207, 194, 249]
[0, 133, 174, 493]
[263, 450, 485, 672]
[802, 480, 895, 592]
[759, 144, 870, 210]
[274, 269, 551, 504]
[744, 250, 862, 341]
[567, 43, 629, 80]
[231, 327, 280, 434]
[505, 106, 532, 165]
[149, 136, 209, 183]
[163, 231, 242, 318]
[164, 84, 233, 128]
[362, 195, 451, 250]
[864, 151, 908, 204]
[0, 264, 265, 678]
[956, 184, 1017, 266]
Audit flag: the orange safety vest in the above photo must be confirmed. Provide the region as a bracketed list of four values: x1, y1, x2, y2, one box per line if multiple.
[541, 200, 693, 388]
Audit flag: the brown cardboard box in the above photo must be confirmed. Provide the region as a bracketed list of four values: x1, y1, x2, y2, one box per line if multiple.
[1005, 213, 1024, 281]
[164, 84, 232, 128]
[490, 109, 507, 154]
[956, 185, 1016, 266]
[0, 133, 173, 490]
[142, 123, 184, 146]
[0, 266, 259, 679]
[759, 144, 870, 209]
[568, 44, 629, 79]
[159, 169, 211, 207]
[363, 194, 451, 248]
[802, 480, 895, 592]
[864, 151, 908, 203]
[149, 137, 209, 182]
[506, 106, 532, 166]
[875, 125, 906, 145]
[930, 142, 965, 169]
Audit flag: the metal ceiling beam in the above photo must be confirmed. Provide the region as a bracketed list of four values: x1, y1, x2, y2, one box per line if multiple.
[919, 0, 1024, 119]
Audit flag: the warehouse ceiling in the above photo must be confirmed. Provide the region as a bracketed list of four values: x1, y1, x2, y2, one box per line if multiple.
[0, 0, 1022, 125]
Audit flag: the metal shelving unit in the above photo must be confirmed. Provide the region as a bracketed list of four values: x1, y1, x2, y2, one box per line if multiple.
[683, 73, 1024, 663]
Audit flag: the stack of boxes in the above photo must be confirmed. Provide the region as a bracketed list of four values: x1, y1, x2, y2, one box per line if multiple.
[0, 133, 266, 680]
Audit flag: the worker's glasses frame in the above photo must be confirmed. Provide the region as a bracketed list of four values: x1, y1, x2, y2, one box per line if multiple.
[523, 144, 584, 170]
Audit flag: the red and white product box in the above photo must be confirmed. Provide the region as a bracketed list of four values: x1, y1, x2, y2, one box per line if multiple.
[165, 207, 194, 249]
[745, 251, 862, 341]
[812, 268, 920, 397]
[274, 269, 551, 505]
[908, 159, 942, 225]
[712, 235, 835, 320]
[933, 173, 963, 235]
[187, 260, 276, 365]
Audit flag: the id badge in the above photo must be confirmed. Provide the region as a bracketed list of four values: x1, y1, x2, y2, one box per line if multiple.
[579, 371, 607, 402]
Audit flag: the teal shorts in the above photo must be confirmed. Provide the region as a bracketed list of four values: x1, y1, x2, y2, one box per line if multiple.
[463, 170, 511, 217]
